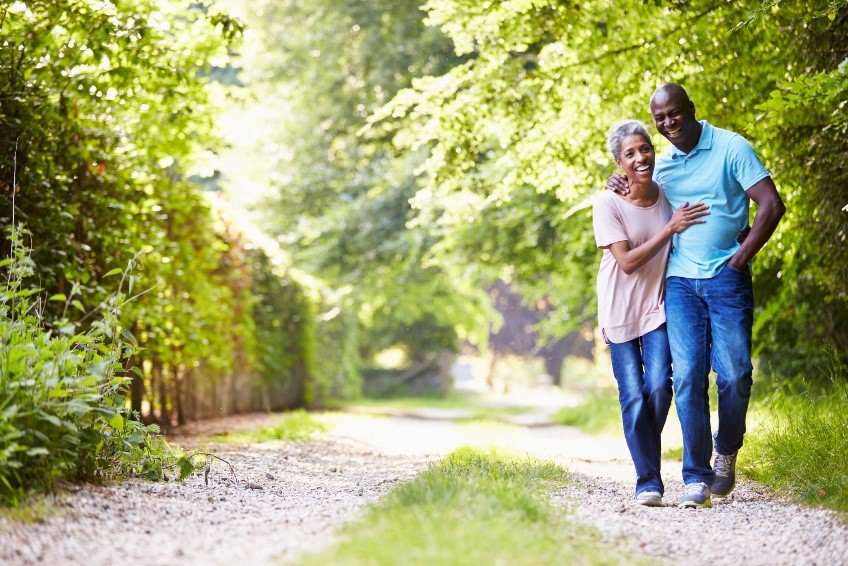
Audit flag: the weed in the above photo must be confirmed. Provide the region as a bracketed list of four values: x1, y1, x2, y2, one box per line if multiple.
[0, 226, 170, 505]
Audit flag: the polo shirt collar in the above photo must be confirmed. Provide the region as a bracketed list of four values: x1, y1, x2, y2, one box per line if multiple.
[670, 120, 713, 158]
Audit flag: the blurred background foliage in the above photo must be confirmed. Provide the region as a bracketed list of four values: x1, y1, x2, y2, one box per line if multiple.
[0, 0, 846, 454]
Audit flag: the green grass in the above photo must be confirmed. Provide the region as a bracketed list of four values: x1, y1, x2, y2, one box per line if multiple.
[300, 447, 645, 565]
[742, 380, 848, 514]
[549, 388, 622, 435]
[662, 446, 683, 461]
[353, 391, 535, 421]
[207, 410, 328, 443]
[0, 495, 57, 527]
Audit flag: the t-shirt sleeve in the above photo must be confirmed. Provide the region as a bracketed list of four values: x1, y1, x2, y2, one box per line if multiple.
[728, 134, 770, 191]
[593, 194, 628, 248]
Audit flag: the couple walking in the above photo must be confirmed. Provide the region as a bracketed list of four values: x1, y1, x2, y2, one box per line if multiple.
[593, 84, 786, 508]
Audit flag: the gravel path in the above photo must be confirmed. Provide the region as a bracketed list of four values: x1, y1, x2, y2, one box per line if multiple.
[1, 402, 846, 565]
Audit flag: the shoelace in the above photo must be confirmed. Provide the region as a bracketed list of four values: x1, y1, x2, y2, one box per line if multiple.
[714, 453, 735, 476]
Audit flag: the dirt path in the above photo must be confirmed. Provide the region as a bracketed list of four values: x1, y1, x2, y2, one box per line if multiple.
[1, 396, 846, 565]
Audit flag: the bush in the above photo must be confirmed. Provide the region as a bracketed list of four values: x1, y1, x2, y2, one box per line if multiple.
[0, 229, 167, 505]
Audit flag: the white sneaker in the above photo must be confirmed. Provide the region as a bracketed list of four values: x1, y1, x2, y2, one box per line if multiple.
[678, 482, 712, 508]
[636, 491, 663, 507]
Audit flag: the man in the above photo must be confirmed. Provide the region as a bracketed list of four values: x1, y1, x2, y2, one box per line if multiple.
[608, 83, 785, 508]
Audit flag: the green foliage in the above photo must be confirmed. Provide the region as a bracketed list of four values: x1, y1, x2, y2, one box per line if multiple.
[0, 0, 285, 420]
[742, 351, 848, 513]
[302, 447, 638, 565]
[744, 3, 848, 366]
[237, 0, 494, 362]
[249, 252, 312, 391]
[0, 0, 361, 420]
[0, 228, 168, 505]
[249, 248, 362, 408]
[369, 0, 848, 357]
[309, 289, 362, 405]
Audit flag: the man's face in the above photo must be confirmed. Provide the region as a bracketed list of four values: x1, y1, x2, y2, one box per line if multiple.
[650, 89, 699, 149]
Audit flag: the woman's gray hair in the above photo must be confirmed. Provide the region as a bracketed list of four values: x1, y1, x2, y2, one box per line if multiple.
[606, 119, 653, 160]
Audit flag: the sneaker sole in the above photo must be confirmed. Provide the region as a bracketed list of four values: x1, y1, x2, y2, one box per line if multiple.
[678, 499, 712, 509]
[637, 499, 663, 507]
[711, 482, 736, 498]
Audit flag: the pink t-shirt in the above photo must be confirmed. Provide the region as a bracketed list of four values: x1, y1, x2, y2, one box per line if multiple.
[592, 187, 673, 344]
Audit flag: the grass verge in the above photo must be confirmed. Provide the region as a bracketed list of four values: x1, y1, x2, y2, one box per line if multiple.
[742, 379, 848, 513]
[300, 447, 642, 565]
[0, 494, 58, 527]
[549, 388, 621, 435]
[207, 410, 328, 443]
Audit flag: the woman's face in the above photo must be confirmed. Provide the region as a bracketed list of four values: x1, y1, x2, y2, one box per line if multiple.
[616, 134, 655, 182]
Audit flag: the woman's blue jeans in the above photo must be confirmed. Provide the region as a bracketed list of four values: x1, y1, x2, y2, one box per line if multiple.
[665, 264, 754, 486]
[608, 324, 673, 495]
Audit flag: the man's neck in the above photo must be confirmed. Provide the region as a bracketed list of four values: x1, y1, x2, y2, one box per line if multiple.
[673, 122, 704, 154]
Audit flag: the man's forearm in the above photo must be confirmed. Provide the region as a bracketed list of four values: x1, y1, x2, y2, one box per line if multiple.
[729, 199, 786, 269]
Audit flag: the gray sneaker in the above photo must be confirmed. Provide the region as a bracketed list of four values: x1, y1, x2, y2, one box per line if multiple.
[712, 451, 738, 497]
[635, 491, 663, 507]
[678, 482, 712, 508]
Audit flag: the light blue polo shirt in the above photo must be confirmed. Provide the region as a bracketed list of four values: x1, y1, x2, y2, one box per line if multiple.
[654, 120, 770, 279]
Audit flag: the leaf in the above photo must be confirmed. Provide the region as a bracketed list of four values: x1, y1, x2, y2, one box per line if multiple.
[177, 454, 196, 481]
[39, 413, 63, 427]
[26, 447, 50, 457]
[110, 413, 125, 431]
[103, 268, 123, 278]
[49, 293, 67, 302]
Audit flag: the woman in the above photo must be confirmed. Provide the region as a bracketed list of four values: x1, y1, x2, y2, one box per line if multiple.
[593, 119, 709, 506]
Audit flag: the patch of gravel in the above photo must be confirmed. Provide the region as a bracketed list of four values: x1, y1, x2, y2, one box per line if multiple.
[1, 408, 847, 566]
[552, 474, 848, 565]
[0, 417, 430, 565]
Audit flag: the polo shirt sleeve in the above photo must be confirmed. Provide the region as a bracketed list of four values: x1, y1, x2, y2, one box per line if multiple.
[728, 134, 771, 191]
[593, 193, 628, 249]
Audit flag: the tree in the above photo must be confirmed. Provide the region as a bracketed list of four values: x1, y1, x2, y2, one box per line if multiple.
[235, 0, 494, 363]
[373, 0, 848, 370]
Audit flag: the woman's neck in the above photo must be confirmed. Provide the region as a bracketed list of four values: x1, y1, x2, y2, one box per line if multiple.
[626, 180, 658, 207]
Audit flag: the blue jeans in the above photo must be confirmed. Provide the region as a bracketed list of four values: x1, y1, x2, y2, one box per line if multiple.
[609, 324, 673, 495]
[666, 264, 754, 485]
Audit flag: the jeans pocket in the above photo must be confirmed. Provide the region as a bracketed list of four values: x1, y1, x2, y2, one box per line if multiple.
[724, 263, 749, 276]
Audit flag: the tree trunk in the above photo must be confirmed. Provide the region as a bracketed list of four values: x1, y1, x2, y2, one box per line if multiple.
[153, 357, 169, 427]
[174, 364, 186, 426]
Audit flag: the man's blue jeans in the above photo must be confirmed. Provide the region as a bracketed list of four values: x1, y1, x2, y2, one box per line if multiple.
[666, 264, 754, 486]
[608, 324, 673, 495]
